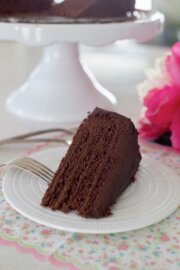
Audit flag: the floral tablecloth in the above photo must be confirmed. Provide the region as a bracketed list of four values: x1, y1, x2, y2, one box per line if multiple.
[0, 141, 180, 270]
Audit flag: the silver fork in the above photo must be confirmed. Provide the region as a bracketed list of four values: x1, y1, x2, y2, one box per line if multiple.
[1, 157, 54, 184]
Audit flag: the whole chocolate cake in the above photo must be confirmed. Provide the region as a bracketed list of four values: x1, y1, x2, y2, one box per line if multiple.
[50, 0, 136, 19]
[41, 108, 141, 218]
[0, 0, 136, 19]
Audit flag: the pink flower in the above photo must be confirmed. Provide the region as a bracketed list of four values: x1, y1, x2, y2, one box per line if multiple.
[139, 42, 180, 152]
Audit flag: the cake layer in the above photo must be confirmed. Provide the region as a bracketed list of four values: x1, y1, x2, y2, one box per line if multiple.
[41, 108, 141, 218]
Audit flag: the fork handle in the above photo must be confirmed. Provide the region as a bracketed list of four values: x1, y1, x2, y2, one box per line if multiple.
[0, 128, 74, 146]
[0, 138, 70, 146]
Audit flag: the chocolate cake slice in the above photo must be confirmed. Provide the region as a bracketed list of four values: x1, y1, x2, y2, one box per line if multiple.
[41, 108, 141, 218]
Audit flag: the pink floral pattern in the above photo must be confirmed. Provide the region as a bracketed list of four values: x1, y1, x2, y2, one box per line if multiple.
[138, 42, 180, 152]
[0, 142, 180, 270]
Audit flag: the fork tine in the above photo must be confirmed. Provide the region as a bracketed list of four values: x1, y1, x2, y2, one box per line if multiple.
[21, 157, 54, 178]
[14, 161, 52, 181]
[10, 157, 55, 184]
[13, 161, 53, 180]
[11, 162, 51, 184]
[12, 157, 54, 176]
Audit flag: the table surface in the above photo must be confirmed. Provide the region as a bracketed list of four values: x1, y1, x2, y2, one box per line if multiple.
[0, 42, 176, 270]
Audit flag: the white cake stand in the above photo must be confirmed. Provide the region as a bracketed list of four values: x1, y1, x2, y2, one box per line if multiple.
[0, 11, 164, 124]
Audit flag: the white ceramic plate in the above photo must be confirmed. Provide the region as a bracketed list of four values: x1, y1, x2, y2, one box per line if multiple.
[2, 146, 180, 234]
